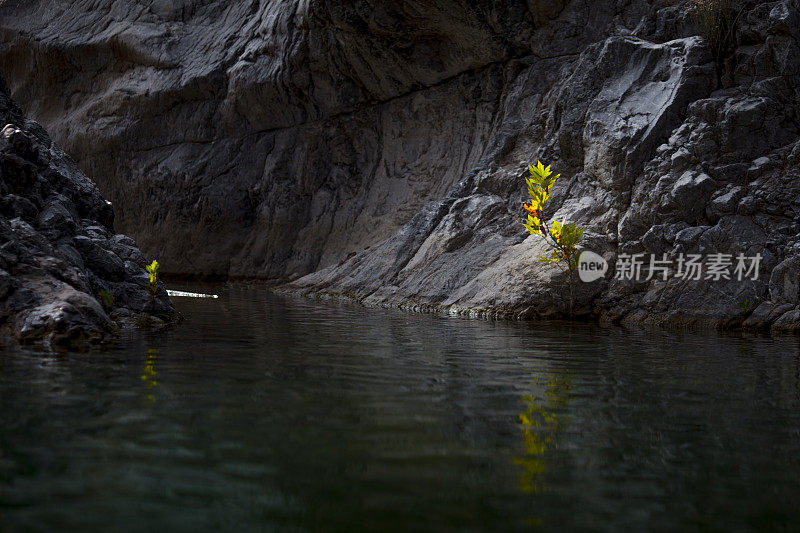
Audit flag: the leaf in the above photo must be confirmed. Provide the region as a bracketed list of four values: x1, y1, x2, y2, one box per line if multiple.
[98, 289, 114, 308]
[146, 259, 159, 275]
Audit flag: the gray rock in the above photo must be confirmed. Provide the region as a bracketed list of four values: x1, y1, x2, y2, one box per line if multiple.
[670, 148, 691, 173]
[0, 194, 38, 222]
[72, 236, 126, 282]
[749, 156, 773, 170]
[663, 222, 690, 243]
[642, 225, 670, 255]
[670, 172, 716, 224]
[769, 257, 800, 304]
[772, 309, 800, 334]
[17, 289, 113, 346]
[83, 225, 110, 240]
[110, 234, 148, 267]
[0, 124, 37, 162]
[0, 268, 17, 300]
[0, 84, 178, 346]
[37, 200, 76, 234]
[674, 226, 709, 247]
[711, 163, 749, 184]
[737, 195, 758, 215]
[743, 302, 794, 330]
[708, 186, 745, 219]
[56, 244, 84, 270]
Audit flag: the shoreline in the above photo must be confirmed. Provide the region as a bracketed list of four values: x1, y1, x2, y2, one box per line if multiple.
[269, 283, 800, 338]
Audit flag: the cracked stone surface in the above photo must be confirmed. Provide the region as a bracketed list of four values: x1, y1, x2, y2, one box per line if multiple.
[0, 0, 798, 333]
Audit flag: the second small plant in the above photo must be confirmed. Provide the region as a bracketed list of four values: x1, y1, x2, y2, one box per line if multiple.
[146, 259, 160, 309]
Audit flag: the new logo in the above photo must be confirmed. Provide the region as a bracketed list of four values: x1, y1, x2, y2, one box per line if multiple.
[578, 251, 608, 282]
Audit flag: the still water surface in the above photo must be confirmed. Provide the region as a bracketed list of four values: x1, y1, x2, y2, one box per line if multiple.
[2, 284, 800, 531]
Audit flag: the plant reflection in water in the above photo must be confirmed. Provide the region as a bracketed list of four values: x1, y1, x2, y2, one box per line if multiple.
[141, 348, 158, 404]
[514, 371, 572, 495]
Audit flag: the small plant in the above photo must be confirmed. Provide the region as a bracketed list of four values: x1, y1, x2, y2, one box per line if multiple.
[738, 297, 752, 314]
[146, 259, 159, 308]
[522, 161, 584, 318]
[690, 0, 742, 88]
[98, 289, 114, 311]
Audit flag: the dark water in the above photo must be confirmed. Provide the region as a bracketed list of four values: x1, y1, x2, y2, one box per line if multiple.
[2, 284, 800, 532]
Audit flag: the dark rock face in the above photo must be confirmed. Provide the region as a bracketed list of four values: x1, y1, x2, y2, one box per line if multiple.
[0, 0, 798, 333]
[0, 84, 176, 346]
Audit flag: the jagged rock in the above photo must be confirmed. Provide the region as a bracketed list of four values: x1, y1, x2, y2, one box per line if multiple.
[708, 185, 745, 220]
[769, 257, 800, 304]
[642, 225, 671, 256]
[0, 85, 178, 346]
[0, 124, 37, 162]
[17, 287, 111, 346]
[743, 302, 791, 330]
[0, 0, 799, 332]
[772, 308, 800, 333]
[37, 199, 76, 234]
[670, 172, 717, 224]
[674, 226, 709, 248]
[670, 148, 692, 173]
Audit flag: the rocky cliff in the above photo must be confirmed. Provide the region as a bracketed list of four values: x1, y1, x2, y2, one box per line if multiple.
[0, 80, 176, 346]
[0, 0, 798, 332]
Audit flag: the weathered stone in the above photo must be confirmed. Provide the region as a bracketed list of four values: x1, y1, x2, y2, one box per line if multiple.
[737, 195, 758, 215]
[110, 234, 148, 267]
[0, 268, 17, 300]
[670, 172, 717, 224]
[0, 194, 37, 221]
[0, 84, 178, 346]
[72, 236, 126, 282]
[17, 287, 112, 346]
[743, 302, 794, 330]
[769, 257, 800, 304]
[37, 200, 76, 234]
[663, 222, 690, 244]
[0, 125, 37, 163]
[674, 226, 709, 247]
[670, 148, 691, 173]
[708, 186, 745, 219]
[772, 309, 800, 333]
[642, 225, 670, 255]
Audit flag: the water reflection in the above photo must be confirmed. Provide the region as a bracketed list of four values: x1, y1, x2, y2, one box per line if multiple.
[2, 286, 800, 531]
[141, 348, 158, 404]
[514, 372, 572, 495]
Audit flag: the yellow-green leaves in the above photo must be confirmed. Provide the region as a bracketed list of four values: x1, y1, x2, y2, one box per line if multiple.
[523, 214, 541, 235]
[98, 289, 114, 310]
[146, 260, 159, 283]
[530, 218, 584, 266]
[522, 161, 562, 237]
[146, 259, 159, 298]
[525, 161, 559, 204]
[549, 218, 563, 242]
[551, 218, 584, 251]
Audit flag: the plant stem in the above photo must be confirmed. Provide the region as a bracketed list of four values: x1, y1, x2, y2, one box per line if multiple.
[539, 216, 576, 319]
[568, 263, 574, 319]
